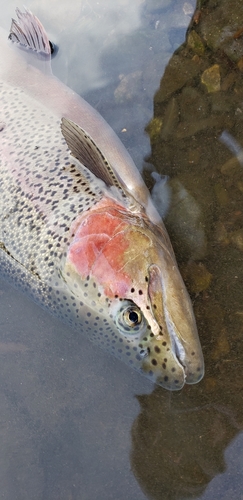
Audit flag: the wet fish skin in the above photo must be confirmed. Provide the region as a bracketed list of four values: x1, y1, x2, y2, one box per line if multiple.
[0, 8, 204, 389]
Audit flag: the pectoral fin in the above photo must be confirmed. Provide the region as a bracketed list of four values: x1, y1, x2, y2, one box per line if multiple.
[61, 117, 130, 199]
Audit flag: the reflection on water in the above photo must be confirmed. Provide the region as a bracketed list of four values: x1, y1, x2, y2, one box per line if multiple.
[131, 384, 243, 499]
[1, 0, 243, 498]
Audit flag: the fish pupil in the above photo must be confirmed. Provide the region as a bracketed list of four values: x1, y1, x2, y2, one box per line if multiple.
[129, 310, 139, 324]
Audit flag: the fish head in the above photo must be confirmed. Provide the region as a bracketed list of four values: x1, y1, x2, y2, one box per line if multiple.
[107, 222, 204, 390]
[62, 202, 204, 390]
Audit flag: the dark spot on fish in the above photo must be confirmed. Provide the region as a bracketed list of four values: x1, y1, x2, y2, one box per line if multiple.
[154, 345, 161, 353]
[162, 363, 166, 370]
[145, 276, 148, 282]
[143, 337, 147, 342]
[131, 288, 135, 293]
[164, 358, 167, 362]
[114, 294, 118, 298]
[149, 333, 154, 338]
[153, 304, 157, 309]
[162, 341, 167, 346]
[146, 305, 150, 310]
[164, 376, 168, 382]
[171, 367, 176, 372]
[174, 380, 179, 384]
[191, 351, 195, 356]
[151, 359, 157, 366]
[138, 290, 143, 295]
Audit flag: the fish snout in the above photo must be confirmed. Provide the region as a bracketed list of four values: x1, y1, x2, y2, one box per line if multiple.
[146, 261, 204, 389]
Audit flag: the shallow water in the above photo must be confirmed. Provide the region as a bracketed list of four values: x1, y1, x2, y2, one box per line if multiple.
[1, 0, 243, 499]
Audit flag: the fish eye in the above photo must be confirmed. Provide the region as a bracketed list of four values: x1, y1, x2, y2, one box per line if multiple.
[124, 307, 142, 327]
[115, 301, 146, 336]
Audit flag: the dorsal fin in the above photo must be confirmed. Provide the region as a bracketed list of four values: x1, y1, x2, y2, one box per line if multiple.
[61, 117, 128, 197]
[9, 7, 51, 55]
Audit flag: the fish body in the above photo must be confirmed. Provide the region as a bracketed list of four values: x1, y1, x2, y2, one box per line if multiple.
[0, 9, 204, 390]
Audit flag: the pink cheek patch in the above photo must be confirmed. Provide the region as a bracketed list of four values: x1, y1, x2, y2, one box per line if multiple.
[91, 232, 131, 297]
[67, 206, 132, 297]
[68, 234, 110, 278]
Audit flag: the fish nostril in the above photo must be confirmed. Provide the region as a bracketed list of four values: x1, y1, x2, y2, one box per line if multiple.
[139, 347, 149, 359]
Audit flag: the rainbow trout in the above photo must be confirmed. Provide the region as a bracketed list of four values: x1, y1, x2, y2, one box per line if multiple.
[0, 8, 204, 390]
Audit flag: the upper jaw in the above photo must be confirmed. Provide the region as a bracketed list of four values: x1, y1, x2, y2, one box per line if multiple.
[165, 308, 204, 385]
[148, 258, 204, 386]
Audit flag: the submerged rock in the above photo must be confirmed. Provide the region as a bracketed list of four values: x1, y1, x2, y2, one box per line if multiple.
[230, 229, 243, 251]
[201, 64, 221, 93]
[214, 183, 230, 206]
[154, 54, 203, 104]
[160, 97, 179, 140]
[114, 71, 143, 103]
[182, 261, 212, 295]
[165, 178, 207, 260]
[187, 30, 205, 56]
[178, 86, 209, 122]
[145, 117, 163, 144]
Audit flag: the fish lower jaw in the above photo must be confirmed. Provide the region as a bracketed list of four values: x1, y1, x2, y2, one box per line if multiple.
[141, 350, 186, 391]
[155, 364, 186, 391]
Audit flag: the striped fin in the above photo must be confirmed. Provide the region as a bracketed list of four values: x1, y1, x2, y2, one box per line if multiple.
[9, 7, 51, 55]
[61, 117, 128, 198]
